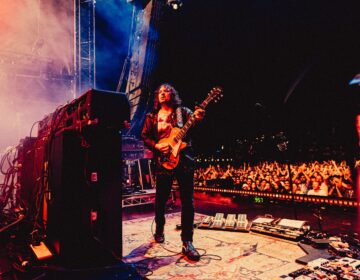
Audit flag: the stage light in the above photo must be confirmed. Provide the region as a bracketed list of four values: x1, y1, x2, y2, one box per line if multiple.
[167, 0, 183, 10]
[349, 73, 360, 85]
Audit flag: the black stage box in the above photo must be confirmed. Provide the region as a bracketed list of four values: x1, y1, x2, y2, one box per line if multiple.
[47, 128, 123, 266]
[44, 89, 129, 266]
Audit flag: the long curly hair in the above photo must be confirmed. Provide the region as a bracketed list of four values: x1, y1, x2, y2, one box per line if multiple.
[153, 83, 182, 111]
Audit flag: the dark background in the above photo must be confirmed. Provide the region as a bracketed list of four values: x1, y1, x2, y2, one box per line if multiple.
[151, 0, 360, 158]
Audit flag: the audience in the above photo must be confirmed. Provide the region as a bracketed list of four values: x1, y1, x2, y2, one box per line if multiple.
[194, 160, 355, 198]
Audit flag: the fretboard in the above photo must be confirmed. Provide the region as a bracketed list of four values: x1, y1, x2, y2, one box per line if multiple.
[174, 95, 212, 142]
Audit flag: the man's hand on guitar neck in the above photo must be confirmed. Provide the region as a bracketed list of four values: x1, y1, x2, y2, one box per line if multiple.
[155, 142, 170, 154]
[194, 106, 205, 122]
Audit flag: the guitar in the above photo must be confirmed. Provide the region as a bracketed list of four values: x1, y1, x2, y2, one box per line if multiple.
[158, 86, 223, 170]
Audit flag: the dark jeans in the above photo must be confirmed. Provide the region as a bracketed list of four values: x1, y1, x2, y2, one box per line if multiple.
[155, 161, 195, 242]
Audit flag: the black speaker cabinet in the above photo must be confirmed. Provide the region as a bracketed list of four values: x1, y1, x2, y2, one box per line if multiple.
[46, 128, 123, 266]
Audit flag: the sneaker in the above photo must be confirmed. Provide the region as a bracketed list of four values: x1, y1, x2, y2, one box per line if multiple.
[154, 233, 165, 243]
[182, 241, 200, 261]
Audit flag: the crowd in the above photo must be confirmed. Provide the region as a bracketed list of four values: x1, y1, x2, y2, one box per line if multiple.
[194, 160, 355, 198]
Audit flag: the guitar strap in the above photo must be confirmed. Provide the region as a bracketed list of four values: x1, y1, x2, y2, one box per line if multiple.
[175, 107, 183, 128]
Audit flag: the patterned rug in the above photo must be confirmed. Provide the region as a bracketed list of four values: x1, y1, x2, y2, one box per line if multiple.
[123, 212, 305, 280]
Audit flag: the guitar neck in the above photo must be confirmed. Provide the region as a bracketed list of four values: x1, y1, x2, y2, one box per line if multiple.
[174, 96, 212, 142]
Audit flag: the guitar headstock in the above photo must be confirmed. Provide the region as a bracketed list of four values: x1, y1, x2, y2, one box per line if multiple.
[208, 86, 224, 103]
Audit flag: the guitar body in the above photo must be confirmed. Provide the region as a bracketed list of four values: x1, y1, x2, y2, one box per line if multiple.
[158, 127, 187, 170]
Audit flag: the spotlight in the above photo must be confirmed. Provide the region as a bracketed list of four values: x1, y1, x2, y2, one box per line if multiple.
[167, 0, 183, 10]
[349, 73, 360, 85]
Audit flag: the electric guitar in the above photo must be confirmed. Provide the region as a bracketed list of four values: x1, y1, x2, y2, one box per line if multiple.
[158, 86, 223, 170]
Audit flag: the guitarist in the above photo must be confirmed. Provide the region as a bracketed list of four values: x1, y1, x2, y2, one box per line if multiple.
[141, 83, 205, 261]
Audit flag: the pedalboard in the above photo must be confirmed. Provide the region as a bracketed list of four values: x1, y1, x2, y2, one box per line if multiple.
[198, 213, 250, 232]
[250, 216, 309, 241]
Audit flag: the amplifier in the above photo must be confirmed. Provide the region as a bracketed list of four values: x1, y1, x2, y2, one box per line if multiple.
[63, 88, 130, 130]
[38, 112, 54, 138]
[37, 89, 130, 138]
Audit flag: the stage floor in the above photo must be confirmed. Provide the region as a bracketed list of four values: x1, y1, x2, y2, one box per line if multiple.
[123, 212, 305, 280]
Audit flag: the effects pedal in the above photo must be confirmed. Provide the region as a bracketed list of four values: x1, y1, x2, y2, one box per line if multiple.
[224, 214, 236, 229]
[197, 213, 249, 232]
[235, 214, 249, 231]
[212, 213, 224, 229]
[30, 242, 53, 260]
[198, 216, 213, 228]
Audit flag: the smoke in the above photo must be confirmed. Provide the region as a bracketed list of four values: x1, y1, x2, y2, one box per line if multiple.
[0, 0, 74, 72]
[0, 0, 74, 151]
[0, 0, 134, 151]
